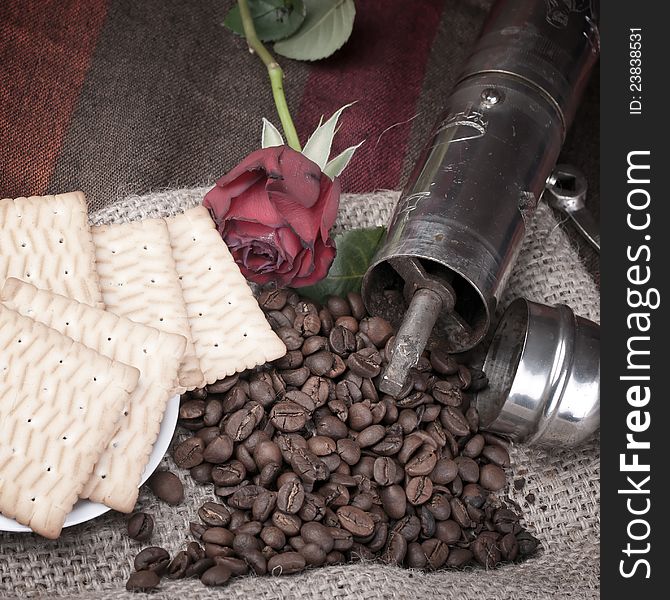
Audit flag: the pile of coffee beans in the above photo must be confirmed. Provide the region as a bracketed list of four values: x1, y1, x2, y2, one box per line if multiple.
[126, 290, 538, 591]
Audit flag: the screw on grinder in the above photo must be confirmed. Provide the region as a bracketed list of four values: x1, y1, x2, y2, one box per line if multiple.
[362, 0, 600, 397]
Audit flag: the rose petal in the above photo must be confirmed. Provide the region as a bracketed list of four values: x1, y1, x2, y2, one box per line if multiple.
[204, 170, 263, 220]
[292, 239, 337, 287]
[317, 176, 341, 241]
[222, 180, 287, 229]
[265, 147, 322, 208]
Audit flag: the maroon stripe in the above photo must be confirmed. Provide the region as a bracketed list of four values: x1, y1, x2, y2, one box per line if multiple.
[0, 0, 109, 198]
[295, 0, 444, 193]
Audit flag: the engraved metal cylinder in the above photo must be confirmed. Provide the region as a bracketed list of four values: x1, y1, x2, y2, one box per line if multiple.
[362, 0, 600, 353]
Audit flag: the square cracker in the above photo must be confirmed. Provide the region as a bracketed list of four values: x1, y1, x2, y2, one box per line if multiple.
[0, 192, 102, 307]
[1, 278, 187, 513]
[0, 305, 139, 539]
[92, 218, 205, 392]
[165, 206, 286, 384]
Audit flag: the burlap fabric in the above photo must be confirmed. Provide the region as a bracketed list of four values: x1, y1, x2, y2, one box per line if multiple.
[0, 190, 600, 599]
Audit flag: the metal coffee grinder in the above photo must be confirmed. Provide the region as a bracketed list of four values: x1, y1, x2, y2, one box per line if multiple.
[361, 0, 600, 445]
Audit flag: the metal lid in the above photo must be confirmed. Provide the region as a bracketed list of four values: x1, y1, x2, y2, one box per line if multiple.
[474, 298, 599, 447]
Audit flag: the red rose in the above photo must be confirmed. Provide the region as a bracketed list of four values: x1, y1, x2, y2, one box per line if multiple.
[204, 146, 340, 288]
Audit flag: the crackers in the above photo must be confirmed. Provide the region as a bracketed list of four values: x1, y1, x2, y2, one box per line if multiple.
[0, 192, 102, 307]
[1, 278, 187, 513]
[92, 218, 205, 392]
[0, 305, 139, 539]
[165, 206, 286, 383]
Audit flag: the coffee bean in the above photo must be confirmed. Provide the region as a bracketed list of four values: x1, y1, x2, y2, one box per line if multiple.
[422, 538, 450, 569]
[516, 531, 540, 556]
[430, 458, 458, 484]
[300, 543, 327, 567]
[446, 547, 473, 568]
[429, 348, 458, 375]
[230, 485, 266, 510]
[381, 531, 407, 565]
[357, 424, 386, 448]
[347, 292, 366, 320]
[336, 506, 375, 537]
[465, 406, 479, 432]
[440, 406, 470, 436]
[167, 551, 190, 579]
[328, 527, 354, 551]
[462, 483, 487, 509]
[252, 491, 277, 522]
[455, 456, 480, 483]
[289, 448, 330, 484]
[190, 522, 207, 540]
[212, 460, 246, 486]
[251, 440, 281, 470]
[380, 485, 407, 520]
[304, 350, 335, 376]
[373, 456, 397, 486]
[493, 508, 519, 534]
[405, 447, 438, 477]
[420, 505, 437, 538]
[392, 515, 421, 542]
[190, 462, 213, 484]
[222, 386, 248, 413]
[276, 327, 303, 350]
[482, 444, 511, 467]
[450, 498, 471, 528]
[233, 533, 261, 554]
[281, 366, 311, 387]
[244, 549, 267, 575]
[463, 434, 485, 458]
[405, 476, 433, 505]
[186, 541, 205, 562]
[127, 512, 154, 542]
[203, 434, 234, 464]
[203, 398, 224, 427]
[348, 403, 373, 431]
[480, 464, 507, 491]
[270, 401, 307, 432]
[329, 325, 357, 356]
[258, 288, 288, 311]
[299, 492, 327, 522]
[307, 435, 336, 456]
[359, 316, 394, 346]
[225, 403, 264, 442]
[214, 557, 248, 576]
[134, 546, 170, 574]
[173, 436, 205, 469]
[196, 425, 222, 446]
[427, 493, 452, 521]
[180, 399, 205, 420]
[185, 557, 216, 578]
[207, 375, 239, 395]
[271, 511, 302, 536]
[268, 552, 306, 576]
[335, 315, 359, 334]
[406, 542, 427, 569]
[500, 532, 519, 561]
[201, 564, 232, 586]
[347, 348, 382, 378]
[199, 502, 231, 527]
[149, 471, 183, 505]
[472, 533, 501, 568]
[326, 296, 351, 318]
[315, 414, 348, 440]
[277, 480, 305, 514]
[319, 482, 350, 507]
[435, 519, 461, 544]
[302, 335, 328, 356]
[202, 527, 234, 547]
[260, 526, 286, 550]
[126, 570, 160, 591]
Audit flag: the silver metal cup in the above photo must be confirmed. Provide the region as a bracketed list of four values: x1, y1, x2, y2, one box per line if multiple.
[474, 298, 599, 447]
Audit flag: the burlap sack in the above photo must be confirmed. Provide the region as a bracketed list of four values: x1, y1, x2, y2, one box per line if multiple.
[0, 190, 600, 599]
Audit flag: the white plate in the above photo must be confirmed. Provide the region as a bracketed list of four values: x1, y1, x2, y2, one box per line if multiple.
[0, 395, 180, 533]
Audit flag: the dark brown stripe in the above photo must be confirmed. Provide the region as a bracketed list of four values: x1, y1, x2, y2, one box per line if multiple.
[47, 0, 311, 211]
[0, 0, 109, 198]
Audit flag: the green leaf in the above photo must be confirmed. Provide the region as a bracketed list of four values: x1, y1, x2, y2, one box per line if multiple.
[323, 140, 364, 179]
[299, 227, 386, 302]
[274, 0, 356, 61]
[261, 118, 284, 147]
[225, 0, 306, 43]
[302, 102, 355, 169]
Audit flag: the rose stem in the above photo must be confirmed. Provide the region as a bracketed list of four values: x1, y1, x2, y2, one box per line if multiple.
[238, 0, 302, 152]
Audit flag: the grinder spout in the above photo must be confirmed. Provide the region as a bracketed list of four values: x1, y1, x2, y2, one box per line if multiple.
[362, 0, 600, 396]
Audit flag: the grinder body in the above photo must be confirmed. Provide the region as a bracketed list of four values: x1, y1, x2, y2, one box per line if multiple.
[362, 0, 600, 395]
